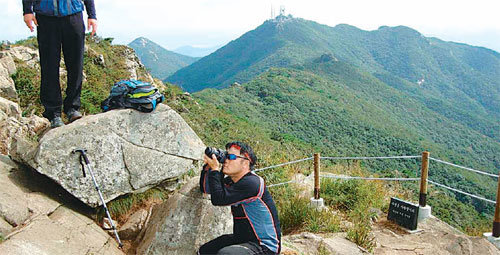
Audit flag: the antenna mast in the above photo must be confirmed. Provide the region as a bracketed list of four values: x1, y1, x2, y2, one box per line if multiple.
[279, 5, 285, 16]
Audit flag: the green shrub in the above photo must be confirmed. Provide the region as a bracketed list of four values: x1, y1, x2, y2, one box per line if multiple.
[278, 194, 310, 233]
[306, 208, 341, 233]
[321, 178, 385, 212]
[14, 36, 38, 48]
[346, 202, 376, 251]
[11, 64, 42, 116]
[275, 186, 341, 234]
[317, 241, 330, 255]
[347, 220, 375, 252]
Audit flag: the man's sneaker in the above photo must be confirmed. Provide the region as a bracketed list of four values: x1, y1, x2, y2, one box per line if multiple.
[50, 117, 65, 128]
[66, 109, 83, 123]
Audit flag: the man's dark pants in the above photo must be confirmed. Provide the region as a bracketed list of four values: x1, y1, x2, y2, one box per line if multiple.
[36, 12, 84, 119]
[199, 234, 274, 255]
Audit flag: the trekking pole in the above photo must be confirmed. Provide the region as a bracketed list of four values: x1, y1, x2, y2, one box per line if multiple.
[72, 149, 123, 249]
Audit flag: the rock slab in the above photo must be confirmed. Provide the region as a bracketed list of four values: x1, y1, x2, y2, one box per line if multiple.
[0, 155, 123, 255]
[136, 177, 233, 255]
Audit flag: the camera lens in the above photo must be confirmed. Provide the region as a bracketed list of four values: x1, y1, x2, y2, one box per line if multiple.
[205, 147, 226, 163]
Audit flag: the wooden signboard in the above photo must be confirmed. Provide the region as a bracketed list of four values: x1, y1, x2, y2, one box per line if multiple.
[387, 197, 419, 230]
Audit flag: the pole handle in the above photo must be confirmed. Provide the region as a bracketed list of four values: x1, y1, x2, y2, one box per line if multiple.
[72, 149, 89, 177]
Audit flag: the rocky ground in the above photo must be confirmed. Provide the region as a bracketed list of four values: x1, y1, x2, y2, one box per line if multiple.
[372, 217, 499, 255]
[279, 216, 499, 254]
[0, 155, 123, 255]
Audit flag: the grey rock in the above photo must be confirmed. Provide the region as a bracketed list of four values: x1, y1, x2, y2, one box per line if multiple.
[0, 155, 59, 231]
[0, 54, 16, 76]
[8, 46, 38, 62]
[0, 66, 17, 101]
[118, 208, 149, 240]
[124, 47, 141, 80]
[0, 206, 124, 255]
[0, 217, 12, 237]
[0, 156, 30, 227]
[373, 216, 499, 255]
[0, 97, 49, 156]
[282, 232, 364, 255]
[0, 182, 30, 227]
[21, 104, 204, 207]
[0, 97, 21, 119]
[136, 177, 233, 255]
[96, 54, 105, 67]
[0, 155, 123, 254]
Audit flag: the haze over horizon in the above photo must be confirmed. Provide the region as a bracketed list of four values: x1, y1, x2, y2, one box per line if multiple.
[1, 0, 499, 53]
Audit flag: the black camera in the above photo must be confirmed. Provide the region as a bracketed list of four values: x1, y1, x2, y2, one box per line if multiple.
[205, 147, 227, 163]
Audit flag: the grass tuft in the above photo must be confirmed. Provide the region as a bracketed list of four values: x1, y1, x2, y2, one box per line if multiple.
[97, 187, 167, 223]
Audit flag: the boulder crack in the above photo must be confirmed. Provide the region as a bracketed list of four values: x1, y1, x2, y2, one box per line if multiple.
[120, 144, 135, 190]
[110, 130, 199, 161]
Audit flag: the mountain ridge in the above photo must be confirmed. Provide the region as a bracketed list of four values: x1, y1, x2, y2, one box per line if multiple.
[128, 37, 198, 80]
[164, 16, 500, 142]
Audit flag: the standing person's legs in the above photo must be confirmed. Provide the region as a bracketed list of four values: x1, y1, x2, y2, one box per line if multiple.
[198, 234, 237, 255]
[36, 14, 62, 120]
[61, 12, 85, 117]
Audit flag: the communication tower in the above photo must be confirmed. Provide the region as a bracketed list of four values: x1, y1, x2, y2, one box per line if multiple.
[279, 5, 285, 16]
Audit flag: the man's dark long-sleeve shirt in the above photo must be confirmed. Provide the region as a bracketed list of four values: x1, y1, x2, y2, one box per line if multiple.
[200, 168, 282, 254]
[23, 0, 96, 19]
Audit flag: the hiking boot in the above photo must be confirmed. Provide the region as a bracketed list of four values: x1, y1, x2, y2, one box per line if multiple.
[66, 109, 83, 123]
[50, 117, 65, 128]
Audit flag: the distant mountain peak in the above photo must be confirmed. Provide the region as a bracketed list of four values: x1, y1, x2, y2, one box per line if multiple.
[131, 37, 152, 46]
[128, 37, 198, 80]
[377, 25, 421, 36]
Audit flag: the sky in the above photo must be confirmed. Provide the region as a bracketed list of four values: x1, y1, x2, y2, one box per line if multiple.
[2, 0, 500, 53]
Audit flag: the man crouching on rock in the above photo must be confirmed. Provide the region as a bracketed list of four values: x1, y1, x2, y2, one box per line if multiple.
[199, 141, 281, 254]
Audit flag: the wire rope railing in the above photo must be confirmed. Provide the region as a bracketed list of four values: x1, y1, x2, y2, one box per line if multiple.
[429, 157, 498, 178]
[255, 151, 499, 236]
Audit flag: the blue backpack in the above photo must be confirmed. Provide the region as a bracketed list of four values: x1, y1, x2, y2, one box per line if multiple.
[101, 80, 165, 113]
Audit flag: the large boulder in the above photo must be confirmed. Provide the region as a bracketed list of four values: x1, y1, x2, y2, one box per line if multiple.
[136, 177, 233, 255]
[17, 104, 205, 207]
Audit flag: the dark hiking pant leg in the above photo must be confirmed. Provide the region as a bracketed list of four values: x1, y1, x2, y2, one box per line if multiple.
[62, 12, 85, 114]
[217, 242, 273, 255]
[198, 234, 237, 255]
[37, 14, 63, 119]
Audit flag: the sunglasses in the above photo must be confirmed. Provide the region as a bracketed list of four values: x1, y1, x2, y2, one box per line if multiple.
[226, 153, 249, 161]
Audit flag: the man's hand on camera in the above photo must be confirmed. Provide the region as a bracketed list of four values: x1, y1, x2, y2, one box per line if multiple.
[203, 154, 220, 171]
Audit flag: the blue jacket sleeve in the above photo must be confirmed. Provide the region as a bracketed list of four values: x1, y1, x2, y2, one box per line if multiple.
[84, 0, 97, 19]
[208, 171, 260, 206]
[22, 0, 34, 15]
